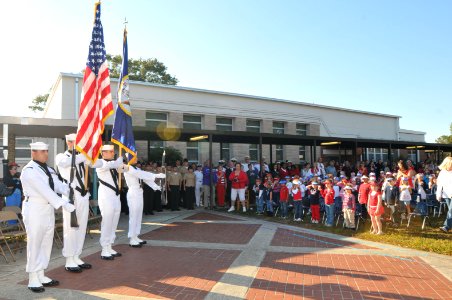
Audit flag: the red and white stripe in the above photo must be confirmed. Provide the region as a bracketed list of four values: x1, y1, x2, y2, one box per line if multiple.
[76, 62, 113, 163]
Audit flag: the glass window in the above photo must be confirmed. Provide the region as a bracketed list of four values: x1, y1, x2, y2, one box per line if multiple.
[406, 150, 416, 162]
[216, 117, 233, 131]
[299, 146, 306, 161]
[149, 141, 164, 149]
[276, 145, 284, 161]
[296, 123, 308, 136]
[16, 137, 33, 159]
[273, 122, 285, 134]
[0, 138, 3, 159]
[249, 144, 259, 161]
[221, 143, 230, 160]
[246, 119, 260, 133]
[145, 111, 167, 129]
[186, 141, 199, 163]
[183, 114, 202, 130]
[366, 148, 389, 161]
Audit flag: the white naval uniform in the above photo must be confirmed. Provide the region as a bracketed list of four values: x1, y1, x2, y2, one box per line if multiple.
[194, 170, 203, 207]
[95, 158, 123, 255]
[55, 151, 94, 267]
[20, 160, 71, 286]
[123, 166, 165, 243]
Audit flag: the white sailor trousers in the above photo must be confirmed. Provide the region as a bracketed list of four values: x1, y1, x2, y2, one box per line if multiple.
[98, 187, 121, 248]
[195, 182, 202, 206]
[127, 188, 144, 238]
[62, 192, 90, 257]
[22, 201, 55, 273]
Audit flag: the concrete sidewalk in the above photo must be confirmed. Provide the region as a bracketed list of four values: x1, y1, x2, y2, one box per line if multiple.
[0, 209, 451, 299]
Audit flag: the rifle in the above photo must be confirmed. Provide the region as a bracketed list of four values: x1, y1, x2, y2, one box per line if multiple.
[68, 144, 79, 228]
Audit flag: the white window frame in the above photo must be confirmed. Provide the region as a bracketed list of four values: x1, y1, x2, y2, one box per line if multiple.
[186, 141, 199, 163]
[183, 114, 202, 130]
[145, 111, 168, 129]
[246, 119, 261, 133]
[273, 122, 285, 134]
[216, 117, 233, 131]
[276, 144, 284, 161]
[296, 123, 308, 136]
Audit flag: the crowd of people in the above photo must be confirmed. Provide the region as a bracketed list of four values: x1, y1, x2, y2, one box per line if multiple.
[136, 155, 451, 236]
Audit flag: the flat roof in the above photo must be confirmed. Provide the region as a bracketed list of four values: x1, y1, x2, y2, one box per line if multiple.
[59, 72, 401, 119]
[1, 117, 450, 151]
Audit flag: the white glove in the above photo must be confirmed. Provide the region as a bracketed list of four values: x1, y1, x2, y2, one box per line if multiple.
[154, 185, 162, 191]
[75, 154, 87, 164]
[118, 164, 129, 172]
[62, 202, 75, 213]
[115, 157, 124, 164]
[69, 181, 77, 190]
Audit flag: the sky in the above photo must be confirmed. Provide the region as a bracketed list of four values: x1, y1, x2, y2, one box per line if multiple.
[0, 0, 451, 142]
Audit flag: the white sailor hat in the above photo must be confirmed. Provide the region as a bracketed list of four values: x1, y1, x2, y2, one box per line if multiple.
[292, 179, 300, 185]
[230, 157, 237, 162]
[101, 144, 114, 151]
[65, 133, 77, 141]
[218, 159, 225, 164]
[30, 142, 49, 151]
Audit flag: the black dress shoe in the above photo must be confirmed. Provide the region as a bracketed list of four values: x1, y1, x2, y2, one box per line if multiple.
[149, 211, 154, 215]
[65, 266, 82, 273]
[157, 210, 163, 212]
[129, 244, 142, 248]
[139, 240, 147, 245]
[42, 279, 60, 287]
[28, 286, 45, 293]
[78, 263, 92, 269]
[111, 252, 122, 257]
[100, 255, 114, 260]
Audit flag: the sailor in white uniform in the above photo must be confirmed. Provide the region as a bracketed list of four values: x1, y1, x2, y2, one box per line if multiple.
[20, 142, 75, 293]
[55, 133, 93, 272]
[96, 144, 124, 260]
[123, 164, 166, 247]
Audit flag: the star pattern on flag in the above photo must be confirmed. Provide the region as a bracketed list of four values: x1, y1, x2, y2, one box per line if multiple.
[86, 6, 106, 76]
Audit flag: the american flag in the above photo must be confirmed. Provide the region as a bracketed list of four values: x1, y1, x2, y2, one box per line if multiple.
[76, 2, 113, 163]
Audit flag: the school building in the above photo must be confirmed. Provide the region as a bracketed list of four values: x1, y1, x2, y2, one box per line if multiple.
[1, 72, 450, 175]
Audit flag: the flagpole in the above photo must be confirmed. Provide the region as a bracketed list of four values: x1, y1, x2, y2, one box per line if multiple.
[118, 147, 123, 190]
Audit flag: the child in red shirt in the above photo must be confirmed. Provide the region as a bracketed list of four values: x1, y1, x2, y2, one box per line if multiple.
[368, 182, 384, 234]
[279, 181, 289, 218]
[320, 179, 335, 226]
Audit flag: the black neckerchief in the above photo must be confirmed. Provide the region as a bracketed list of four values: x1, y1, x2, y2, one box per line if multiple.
[34, 160, 54, 191]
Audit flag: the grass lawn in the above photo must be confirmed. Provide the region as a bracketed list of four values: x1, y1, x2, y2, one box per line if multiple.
[224, 208, 452, 256]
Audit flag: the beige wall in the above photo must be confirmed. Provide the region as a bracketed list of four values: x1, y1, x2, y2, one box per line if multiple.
[39, 73, 428, 165]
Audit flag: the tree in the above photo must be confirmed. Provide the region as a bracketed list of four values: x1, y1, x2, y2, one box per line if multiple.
[106, 54, 178, 85]
[28, 93, 49, 112]
[148, 146, 183, 166]
[435, 123, 452, 144]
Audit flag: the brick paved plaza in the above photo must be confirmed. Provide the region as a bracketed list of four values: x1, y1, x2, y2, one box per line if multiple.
[1, 209, 451, 299]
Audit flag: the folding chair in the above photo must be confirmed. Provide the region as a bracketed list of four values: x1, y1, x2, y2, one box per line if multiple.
[434, 200, 448, 218]
[426, 194, 439, 216]
[407, 200, 431, 230]
[2, 206, 22, 226]
[354, 204, 367, 231]
[0, 211, 27, 262]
